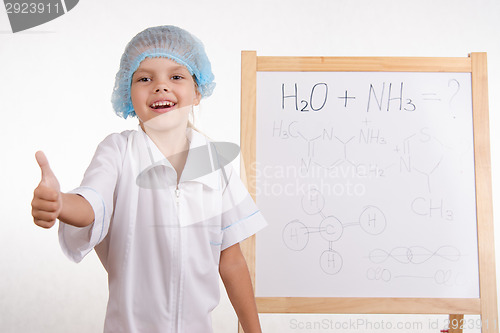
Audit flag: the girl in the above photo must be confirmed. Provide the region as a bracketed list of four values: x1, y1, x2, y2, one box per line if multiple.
[31, 25, 267, 333]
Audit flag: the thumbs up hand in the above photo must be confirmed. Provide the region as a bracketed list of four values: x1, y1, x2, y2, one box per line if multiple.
[32, 151, 62, 228]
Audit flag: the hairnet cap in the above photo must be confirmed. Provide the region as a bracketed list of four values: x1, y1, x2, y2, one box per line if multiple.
[112, 25, 215, 119]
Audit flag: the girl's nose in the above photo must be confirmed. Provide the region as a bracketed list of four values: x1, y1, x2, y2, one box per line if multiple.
[154, 81, 170, 92]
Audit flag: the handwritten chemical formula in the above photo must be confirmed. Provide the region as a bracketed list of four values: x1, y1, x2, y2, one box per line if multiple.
[280, 81, 418, 113]
[256, 71, 479, 298]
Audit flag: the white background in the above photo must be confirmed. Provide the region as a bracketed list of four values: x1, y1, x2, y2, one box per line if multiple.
[0, 0, 499, 332]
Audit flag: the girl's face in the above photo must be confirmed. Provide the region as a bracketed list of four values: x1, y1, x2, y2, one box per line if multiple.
[131, 57, 201, 130]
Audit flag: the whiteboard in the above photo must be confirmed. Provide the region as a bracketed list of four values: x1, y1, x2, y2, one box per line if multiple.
[255, 71, 479, 299]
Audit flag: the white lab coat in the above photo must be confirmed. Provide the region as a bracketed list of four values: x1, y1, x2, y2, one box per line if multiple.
[58, 127, 267, 333]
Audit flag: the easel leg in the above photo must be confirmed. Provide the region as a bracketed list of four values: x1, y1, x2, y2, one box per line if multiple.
[448, 314, 464, 333]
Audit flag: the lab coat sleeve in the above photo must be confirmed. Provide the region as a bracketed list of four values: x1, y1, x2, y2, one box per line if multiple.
[58, 133, 126, 263]
[220, 164, 267, 251]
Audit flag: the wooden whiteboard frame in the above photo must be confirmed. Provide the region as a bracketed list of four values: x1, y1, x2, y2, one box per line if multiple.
[239, 52, 497, 332]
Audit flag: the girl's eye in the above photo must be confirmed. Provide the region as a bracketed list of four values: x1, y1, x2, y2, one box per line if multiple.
[171, 75, 183, 80]
[138, 77, 151, 82]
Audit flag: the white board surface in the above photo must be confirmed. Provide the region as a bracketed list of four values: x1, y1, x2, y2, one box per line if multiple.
[255, 71, 479, 298]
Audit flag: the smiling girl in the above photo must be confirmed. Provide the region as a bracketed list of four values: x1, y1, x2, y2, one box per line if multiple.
[31, 25, 267, 333]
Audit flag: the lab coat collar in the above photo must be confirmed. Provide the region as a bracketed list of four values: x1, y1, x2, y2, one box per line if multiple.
[138, 126, 221, 190]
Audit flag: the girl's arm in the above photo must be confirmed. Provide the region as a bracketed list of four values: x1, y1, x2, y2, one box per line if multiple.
[58, 192, 95, 227]
[219, 243, 262, 333]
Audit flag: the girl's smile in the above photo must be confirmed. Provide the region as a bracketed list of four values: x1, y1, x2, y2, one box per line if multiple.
[149, 99, 176, 112]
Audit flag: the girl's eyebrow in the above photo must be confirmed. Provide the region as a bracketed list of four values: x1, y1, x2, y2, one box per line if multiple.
[167, 65, 189, 72]
[135, 64, 189, 74]
[132, 69, 150, 77]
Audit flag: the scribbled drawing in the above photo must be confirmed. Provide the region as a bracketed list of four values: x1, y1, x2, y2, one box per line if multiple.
[359, 206, 387, 235]
[434, 269, 453, 285]
[366, 81, 412, 112]
[282, 220, 309, 251]
[301, 188, 325, 215]
[448, 79, 460, 108]
[319, 216, 344, 242]
[421, 92, 441, 101]
[338, 90, 356, 107]
[368, 245, 461, 265]
[367, 267, 455, 285]
[308, 134, 357, 172]
[271, 120, 362, 175]
[320, 250, 343, 275]
[283, 188, 387, 275]
[296, 130, 323, 159]
[394, 269, 454, 285]
[361, 117, 372, 127]
[410, 197, 454, 221]
[366, 267, 392, 282]
[395, 128, 447, 193]
[332, 135, 357, 168]
[257, 74, 478, 297]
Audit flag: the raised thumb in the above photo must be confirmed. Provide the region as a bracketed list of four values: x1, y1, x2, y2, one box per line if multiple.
[35, 151, 59, 189]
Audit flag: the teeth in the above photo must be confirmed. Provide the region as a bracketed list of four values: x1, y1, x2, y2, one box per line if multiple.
[151, 101, 174, 108]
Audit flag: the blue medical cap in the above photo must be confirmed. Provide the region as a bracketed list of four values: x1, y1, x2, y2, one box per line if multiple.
[111, 25, 215, 119]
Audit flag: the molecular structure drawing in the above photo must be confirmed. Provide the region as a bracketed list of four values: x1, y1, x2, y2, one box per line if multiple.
[282, 188, 387, 275]
[274, 120, 454, 222]
[273, 119, 448, 185]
